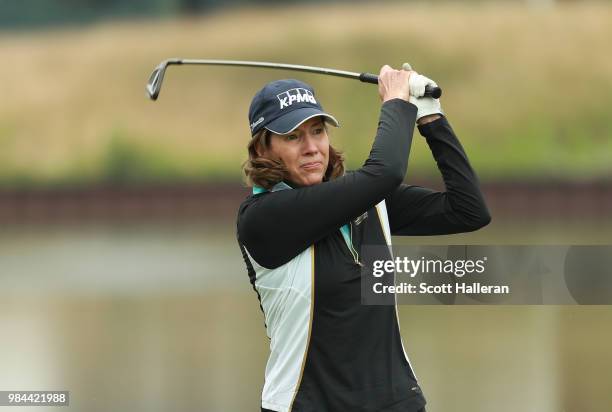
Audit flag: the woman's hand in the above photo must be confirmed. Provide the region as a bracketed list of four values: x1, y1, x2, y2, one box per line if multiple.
[408, 72, 443, 124]
[377, 65, 413, 103]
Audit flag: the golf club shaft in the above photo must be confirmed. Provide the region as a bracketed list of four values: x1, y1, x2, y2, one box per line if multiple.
[147, 59, 442, 100]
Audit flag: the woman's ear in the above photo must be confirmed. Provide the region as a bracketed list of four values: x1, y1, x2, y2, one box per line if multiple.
[257, 132, 277, 159]
[254, 139, 267, 157]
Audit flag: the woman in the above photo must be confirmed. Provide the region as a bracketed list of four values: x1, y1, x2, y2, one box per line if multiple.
[237, 65, 490, 412]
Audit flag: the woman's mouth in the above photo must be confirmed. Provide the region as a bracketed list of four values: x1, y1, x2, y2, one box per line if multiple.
[301, 161, 323, 171]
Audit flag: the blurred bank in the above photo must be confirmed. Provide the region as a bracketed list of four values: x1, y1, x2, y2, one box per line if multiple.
[1, 1, 611, 411]
[1, 1, 611, 185]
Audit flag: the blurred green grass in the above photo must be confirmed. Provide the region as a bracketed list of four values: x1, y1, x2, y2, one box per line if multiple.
[1, 2, 611, 187]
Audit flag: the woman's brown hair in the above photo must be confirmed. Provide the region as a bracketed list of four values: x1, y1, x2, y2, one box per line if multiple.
[242, 120, 345, 190]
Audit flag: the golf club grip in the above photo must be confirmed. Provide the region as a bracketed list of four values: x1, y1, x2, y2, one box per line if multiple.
[359, 72, 442, 99]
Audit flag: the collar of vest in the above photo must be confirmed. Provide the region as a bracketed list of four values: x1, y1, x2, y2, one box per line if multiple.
[252, 181, 293, 194]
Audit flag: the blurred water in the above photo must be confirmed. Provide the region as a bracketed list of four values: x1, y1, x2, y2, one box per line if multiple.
[1, 219, 611, 411]
[0, 220, 243, 296]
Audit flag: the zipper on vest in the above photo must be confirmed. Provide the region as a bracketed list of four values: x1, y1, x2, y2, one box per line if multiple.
[348, 222, 364, 267]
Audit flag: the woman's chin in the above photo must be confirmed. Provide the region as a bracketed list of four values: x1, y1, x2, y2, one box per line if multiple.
[295, 172, 324, 187]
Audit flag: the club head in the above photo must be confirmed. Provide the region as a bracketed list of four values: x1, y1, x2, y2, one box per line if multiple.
[146, 61, 169, 101]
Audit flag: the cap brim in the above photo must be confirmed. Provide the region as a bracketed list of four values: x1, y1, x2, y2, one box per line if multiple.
[265, 107, 339, 135]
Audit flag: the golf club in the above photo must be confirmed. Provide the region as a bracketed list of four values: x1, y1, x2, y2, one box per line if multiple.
[146, 59, 442, 101]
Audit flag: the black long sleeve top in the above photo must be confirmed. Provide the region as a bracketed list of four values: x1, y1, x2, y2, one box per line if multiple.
[237, 99, 490, 412]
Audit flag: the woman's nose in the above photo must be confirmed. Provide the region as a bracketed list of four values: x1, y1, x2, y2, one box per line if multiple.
[301, 134, 319, 153]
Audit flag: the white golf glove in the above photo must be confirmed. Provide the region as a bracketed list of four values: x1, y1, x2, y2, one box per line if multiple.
[408, 72, 443, 120]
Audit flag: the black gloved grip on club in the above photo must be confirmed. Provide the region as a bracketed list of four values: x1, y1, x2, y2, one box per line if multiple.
[358, 72, 442, 99]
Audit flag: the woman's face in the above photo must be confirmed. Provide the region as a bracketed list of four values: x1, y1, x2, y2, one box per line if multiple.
[264, 117, 330, 187]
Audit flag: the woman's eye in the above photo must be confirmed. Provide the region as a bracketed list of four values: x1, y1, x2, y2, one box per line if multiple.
[313, 128, 324, 135]
[285, 134, 298, 141]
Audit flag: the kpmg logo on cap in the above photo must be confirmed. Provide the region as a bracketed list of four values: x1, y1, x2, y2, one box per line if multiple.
[277, 88, 317, 109]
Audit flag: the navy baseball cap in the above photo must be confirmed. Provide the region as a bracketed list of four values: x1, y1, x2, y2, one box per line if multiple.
[248, 79, 339, 137]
